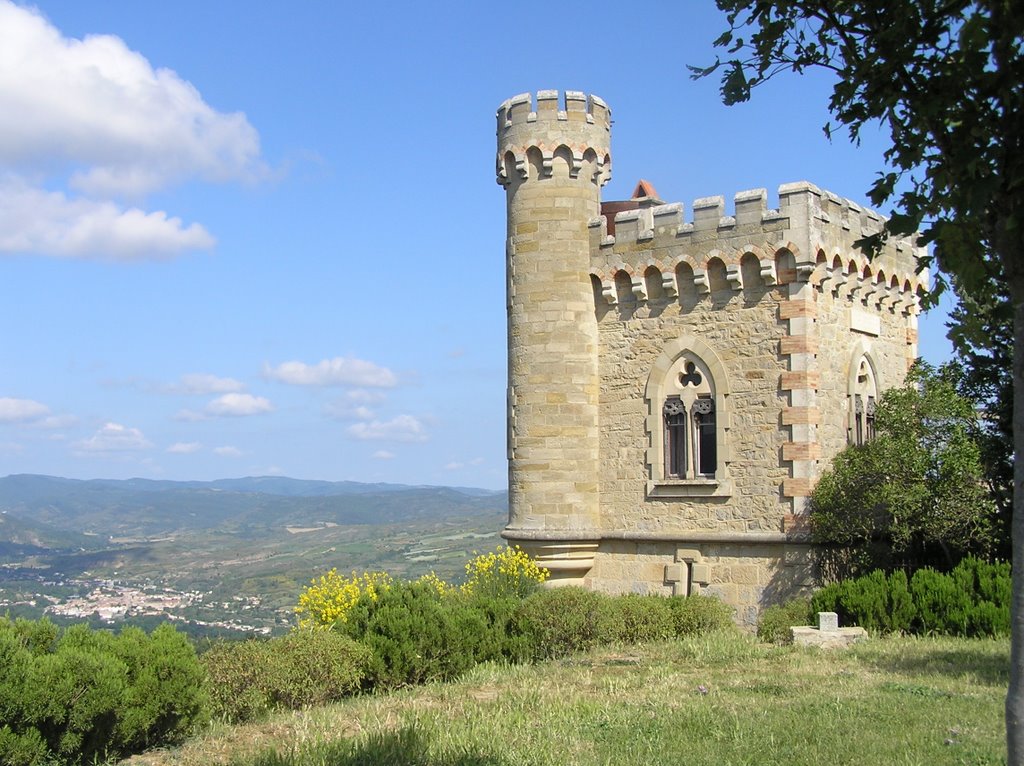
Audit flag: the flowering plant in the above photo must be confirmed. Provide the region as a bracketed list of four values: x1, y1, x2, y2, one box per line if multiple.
[295, 569, 393, 629]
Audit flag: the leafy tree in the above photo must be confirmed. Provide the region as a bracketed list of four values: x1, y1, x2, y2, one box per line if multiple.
[810, 362, 997, 578]
[694, 2, 1024, 755]
[947, 274, 1013, 552]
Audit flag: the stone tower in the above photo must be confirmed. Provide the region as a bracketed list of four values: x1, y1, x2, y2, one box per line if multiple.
[495, 91, 611, 583]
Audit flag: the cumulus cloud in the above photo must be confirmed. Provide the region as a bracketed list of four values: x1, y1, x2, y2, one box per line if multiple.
[213, 445, 242, 457]
[0, 1, 265, 259]
[347, 415, 427, 443]
[372, 450, 395, 460]
[264, 357, 397, 387]
[0, 180, 214, 260]
[74, 422, 152, 453]
[0, 397, 50, 423]
[166, 441, 201, 454]
[205, 393, 272, 417]
[176, 373, 245, 395]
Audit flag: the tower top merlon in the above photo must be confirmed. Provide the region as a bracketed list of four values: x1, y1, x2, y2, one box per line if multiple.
[495, 91, 612, 188]
[497, 91, 611, 132]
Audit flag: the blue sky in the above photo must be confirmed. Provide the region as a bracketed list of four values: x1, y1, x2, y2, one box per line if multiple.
[0, 1, 955, 489]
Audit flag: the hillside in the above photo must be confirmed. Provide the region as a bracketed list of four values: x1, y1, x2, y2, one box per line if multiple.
[121, 633, 1009, 765]
[0, 474, 508, 635]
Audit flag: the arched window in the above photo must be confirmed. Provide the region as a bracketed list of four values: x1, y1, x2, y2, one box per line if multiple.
[645, 338, 731, 497]
[849, 353, 878, 446]
[662, 361, 717, 478]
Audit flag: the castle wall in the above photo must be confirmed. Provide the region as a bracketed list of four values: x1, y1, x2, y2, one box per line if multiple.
[495, 91, 924, 624]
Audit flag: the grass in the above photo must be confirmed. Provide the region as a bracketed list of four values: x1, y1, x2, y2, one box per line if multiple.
[121, 632, 1008, 766]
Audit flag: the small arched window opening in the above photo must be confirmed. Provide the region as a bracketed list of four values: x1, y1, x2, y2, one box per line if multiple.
[850, 355, 878, 445]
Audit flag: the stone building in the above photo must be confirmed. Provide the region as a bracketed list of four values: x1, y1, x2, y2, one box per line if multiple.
[494, 90, 925, 624]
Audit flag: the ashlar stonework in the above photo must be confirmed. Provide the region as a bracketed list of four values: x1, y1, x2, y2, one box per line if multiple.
[495, 90, 923, 626]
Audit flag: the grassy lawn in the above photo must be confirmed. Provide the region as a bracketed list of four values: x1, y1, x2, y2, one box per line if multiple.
[124, 632, 1008, 766]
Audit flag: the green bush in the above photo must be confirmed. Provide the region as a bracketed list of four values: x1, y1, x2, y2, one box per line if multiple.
[201, 639, 272, 723]
[0, 617, 207, 766]
[269, 630, 369, 709]
[667, 595, 735, 637]
[463, 595, 533, 665]
[201, 631, 370, 723]
[339, 581, 489, 689]
[596, 594, 675, 644]
[813, 557, 1009, 637]
[515, 587, 604, 660]
[756, 598, 813, 644]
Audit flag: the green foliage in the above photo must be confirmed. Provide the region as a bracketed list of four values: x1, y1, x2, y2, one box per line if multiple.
[809, 362, 997, 578]
[200, 631, 370, 723]
[594, 594, 675, 645]
[338, 580, 489, 690]
[667, 594, 736, 637]
[756, 598, 813, 644]
[514, 587, 604, 660]
[0, 617, 207, 766]
[200, 639, 273, 723]
[811, 558, 1009, 637]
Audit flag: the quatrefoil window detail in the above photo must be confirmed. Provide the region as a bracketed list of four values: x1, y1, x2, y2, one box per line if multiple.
[678, 362, 703, 388]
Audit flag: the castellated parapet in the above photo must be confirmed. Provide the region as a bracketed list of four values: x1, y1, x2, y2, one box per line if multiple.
[495, 91, 923, 624]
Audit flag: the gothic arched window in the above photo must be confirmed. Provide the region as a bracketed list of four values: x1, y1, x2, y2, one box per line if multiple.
[849, 354, 878, 446]
[645, 338, 731, 497]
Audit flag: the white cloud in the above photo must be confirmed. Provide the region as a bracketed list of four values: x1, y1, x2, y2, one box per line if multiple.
[74, 422, 152, 453]
[213, 445, 242, 457]
[264, 357, 397, 387]
[347, 415, 427, 442]
[444, 461, 465, 470]
[0, 179, 214, 260]
[176, 373, 245, 395]
[174, 408, 206, 422]
[0, 397, 49, 423]
[35, 414, 79, 430]
[372, 450, 395, 460]
[205, 393, 272, 417]
[167, 441, 202, 454]
[326, 403, 375, 421]
[0, 1, 265, 259]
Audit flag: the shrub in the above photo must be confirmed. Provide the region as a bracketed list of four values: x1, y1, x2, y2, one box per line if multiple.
[596, 594, 675, 644]
[757, 598, 813, 644]
[463, 595, 533, 665]
[295, 569, 393, 629]
[813, 557, 1009, 637]
[269, 630, 370, 709]
[201, 631, 370, 723]
[200, 639, 272, 723]
[460, 545, 549, 599]
[339, 581, 489, 689]
[668, 595, 735, 637]
[515, 587, 603, 659]
[0, 617, 207, 766]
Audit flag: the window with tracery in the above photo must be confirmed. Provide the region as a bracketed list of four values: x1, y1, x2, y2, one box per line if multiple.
[850, 356, 877, 446]
[644, 338, 731, 497]
[662, 361, 717, 479]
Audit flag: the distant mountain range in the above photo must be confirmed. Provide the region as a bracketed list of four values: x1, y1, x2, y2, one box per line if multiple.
[0, 474, 508, 544]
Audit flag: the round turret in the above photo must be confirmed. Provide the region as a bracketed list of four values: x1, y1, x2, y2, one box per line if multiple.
[495, 91, 611, 584]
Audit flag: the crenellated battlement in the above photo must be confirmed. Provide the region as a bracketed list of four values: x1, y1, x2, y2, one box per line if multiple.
[497, 91, 611, 132]
[588, 181, 925, 301]
[496, 91, 612, 189]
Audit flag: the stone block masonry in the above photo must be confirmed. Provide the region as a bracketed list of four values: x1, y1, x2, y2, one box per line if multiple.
[495, 91, 923, 624]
